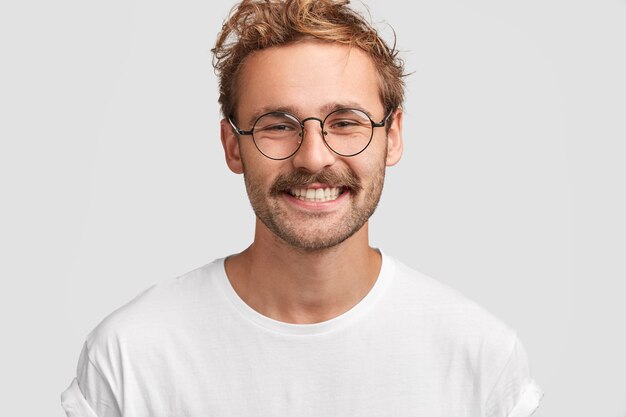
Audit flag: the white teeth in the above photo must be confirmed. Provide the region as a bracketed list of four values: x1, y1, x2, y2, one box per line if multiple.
[289, 187, 342, 202]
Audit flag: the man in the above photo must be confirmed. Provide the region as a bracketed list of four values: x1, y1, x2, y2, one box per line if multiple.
[62, 1, 543, 416]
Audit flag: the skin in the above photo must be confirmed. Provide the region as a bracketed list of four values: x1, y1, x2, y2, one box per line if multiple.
[220, 40, 403, 324]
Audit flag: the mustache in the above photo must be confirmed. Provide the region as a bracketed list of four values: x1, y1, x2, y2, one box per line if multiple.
[270, 168, 362, 196]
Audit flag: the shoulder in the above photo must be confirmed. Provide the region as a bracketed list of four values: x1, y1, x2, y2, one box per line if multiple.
[83, 259, 225, 360]
[394, 256, 548, 415]
[383, 253, 518, 360]
[383, 254, 531, 402]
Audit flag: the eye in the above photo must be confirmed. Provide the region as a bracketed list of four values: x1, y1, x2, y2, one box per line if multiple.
[263, 123, 296, 131]
[255, 113, 300, 134]
[329, 119, 361, 129]
[325, 109, 371, 132]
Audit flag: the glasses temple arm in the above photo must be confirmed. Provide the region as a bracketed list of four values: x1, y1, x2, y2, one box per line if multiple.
[372, 109, 395, 128]
[228, 116, 253, 136]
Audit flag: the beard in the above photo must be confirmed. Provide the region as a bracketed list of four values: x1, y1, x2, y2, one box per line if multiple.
[243, 163, 386, 252]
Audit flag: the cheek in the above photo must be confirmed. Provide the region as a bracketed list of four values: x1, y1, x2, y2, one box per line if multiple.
[242, 161, 283, 195]
[352, 151, 386, 180]
[240, 144, 267, 180]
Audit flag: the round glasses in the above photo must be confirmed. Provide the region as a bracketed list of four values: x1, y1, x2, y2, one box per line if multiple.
[228, 108, 392, 160]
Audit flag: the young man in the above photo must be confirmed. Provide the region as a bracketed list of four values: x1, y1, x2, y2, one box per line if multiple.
[62, 1, 543, 416]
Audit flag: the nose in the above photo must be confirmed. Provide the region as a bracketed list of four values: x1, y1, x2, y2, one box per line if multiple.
[291, 118, 337, 172]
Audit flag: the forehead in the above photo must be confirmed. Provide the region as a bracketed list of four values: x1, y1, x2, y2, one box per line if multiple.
[236, 40, 382, 121]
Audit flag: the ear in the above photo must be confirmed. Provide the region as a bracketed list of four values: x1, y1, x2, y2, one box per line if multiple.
[385, 109, 403, 166]
[220, 118, 244, 174]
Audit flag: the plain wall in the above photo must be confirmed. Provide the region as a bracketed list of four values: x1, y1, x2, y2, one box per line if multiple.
[1, 0, 625, 416]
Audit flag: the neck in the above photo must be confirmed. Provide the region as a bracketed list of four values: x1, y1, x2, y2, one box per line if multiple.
[224, 220, 382, 324]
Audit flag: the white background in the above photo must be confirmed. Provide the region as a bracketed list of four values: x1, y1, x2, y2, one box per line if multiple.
[1, 0, 625, 416]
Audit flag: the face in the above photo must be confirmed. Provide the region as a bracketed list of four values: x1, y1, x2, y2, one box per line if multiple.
[221, 40, 403, 251]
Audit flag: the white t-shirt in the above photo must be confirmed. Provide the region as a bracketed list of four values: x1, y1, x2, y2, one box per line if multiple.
[61, 253, 543, 417]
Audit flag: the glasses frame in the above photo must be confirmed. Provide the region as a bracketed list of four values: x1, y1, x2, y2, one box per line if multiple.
[228, 108, 393, 160]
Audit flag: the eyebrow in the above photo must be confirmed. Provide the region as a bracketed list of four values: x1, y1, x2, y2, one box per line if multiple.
[245, 101, 375, 127]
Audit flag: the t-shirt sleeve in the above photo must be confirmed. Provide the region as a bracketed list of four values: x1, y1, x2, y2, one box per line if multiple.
[485, 336, 544, 417]
[61, 342, 122, 417]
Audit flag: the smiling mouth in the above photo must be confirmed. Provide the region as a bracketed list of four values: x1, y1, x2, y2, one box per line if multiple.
[288, 187, 346, 202]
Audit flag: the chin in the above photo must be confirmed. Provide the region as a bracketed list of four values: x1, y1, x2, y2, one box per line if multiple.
[263, 215, 368, 252]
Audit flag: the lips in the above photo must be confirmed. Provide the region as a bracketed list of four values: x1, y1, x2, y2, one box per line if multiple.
[288, 186, 344, 202]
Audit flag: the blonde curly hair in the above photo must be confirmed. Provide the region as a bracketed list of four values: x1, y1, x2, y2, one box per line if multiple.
[212, 0, 406, 120]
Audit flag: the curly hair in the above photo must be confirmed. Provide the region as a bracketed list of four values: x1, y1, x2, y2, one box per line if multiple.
[212, 0, 406, 120]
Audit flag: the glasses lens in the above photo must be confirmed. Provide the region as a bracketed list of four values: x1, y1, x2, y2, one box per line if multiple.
[253, 112, 301, 159]
[323, 109, 373, 156]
